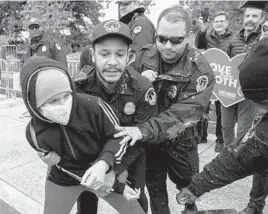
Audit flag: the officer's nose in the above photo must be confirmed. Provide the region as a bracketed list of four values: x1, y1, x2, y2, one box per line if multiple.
[164, 40, 173, 49]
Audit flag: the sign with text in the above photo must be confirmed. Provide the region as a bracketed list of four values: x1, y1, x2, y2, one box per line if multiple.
[203, 48, 246, 107]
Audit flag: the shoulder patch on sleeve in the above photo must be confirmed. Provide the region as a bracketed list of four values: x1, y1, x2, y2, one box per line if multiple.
[144, 87, 157, 105]
[55, 43, 61, 50]
[196, 75, 209, 92]
[133, 26, 142, 34]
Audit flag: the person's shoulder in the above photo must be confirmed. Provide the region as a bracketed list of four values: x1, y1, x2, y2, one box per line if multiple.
[187, 46, 213, 74]
[126, 66, 153, 92]
[76, 93, 100, 109]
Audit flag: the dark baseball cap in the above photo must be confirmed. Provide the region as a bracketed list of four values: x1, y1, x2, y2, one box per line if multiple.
[240, 1, 268, 12]
[91, 19, 133, 45]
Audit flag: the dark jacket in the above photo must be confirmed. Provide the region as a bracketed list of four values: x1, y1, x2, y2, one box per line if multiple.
[120, 7, 155, 52]
[79, 45, 93, 70]
[229, 26, 262, 57]
[23, 31, 67, 66]
[74, 65, 158, 174]
[195, 29, 233, 53]
[20, 57, 126, 186]
[187, 110, 268, 197]
[132, 44, 215, 144]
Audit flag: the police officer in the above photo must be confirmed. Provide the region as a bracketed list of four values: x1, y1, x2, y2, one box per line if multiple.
[114, 5, 215, 213]
[116, 0, 155, 52]
[23, 18, 67, 66]
[176, 37, 268, 214]
[74, 19, 158, 214]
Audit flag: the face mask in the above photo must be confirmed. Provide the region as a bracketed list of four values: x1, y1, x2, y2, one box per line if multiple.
[40, 95, 73, 125]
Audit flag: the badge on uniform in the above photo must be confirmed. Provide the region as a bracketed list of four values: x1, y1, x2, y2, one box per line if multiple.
[123, 102, 136, 115]
[168, 85, 177, 99]
[42, 45, 47, 52]
[133, 26, 142, 34]
[145, 87, 157, 105]
[196, 75, 208, 92]
[55, 43, 61, 50]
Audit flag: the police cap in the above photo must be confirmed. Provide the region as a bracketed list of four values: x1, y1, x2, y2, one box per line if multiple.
[91, 19, 133, 45]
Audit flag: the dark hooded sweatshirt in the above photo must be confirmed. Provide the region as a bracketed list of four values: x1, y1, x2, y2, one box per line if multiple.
[20, 56, 126, 186]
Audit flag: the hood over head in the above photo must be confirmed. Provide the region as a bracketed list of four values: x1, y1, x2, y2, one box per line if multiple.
[20, 56, 76, 122]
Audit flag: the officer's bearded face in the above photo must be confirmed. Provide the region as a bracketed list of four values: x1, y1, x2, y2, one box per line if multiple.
[243, 8, 264, 33]
[156, 18, 189, 64]
[119, 1, 137, 17]
[92, 37, 129, 84]
[213, 15, 228, 35]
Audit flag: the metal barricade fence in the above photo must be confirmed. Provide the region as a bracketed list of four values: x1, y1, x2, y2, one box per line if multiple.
[0, 58, 80, 98]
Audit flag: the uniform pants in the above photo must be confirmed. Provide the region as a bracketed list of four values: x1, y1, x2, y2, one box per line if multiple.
[146, 132, 199, 214]
[44, 179, 146, 214]
[77, 153, 148, 213]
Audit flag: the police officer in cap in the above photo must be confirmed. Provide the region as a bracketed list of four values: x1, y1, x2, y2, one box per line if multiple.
[116, 0, 156, 53]
[23, 18, 67, 66]
[74, 19, 158, 214]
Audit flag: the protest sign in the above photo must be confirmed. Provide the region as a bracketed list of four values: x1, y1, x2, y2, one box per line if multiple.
[203, 48, 246, 107]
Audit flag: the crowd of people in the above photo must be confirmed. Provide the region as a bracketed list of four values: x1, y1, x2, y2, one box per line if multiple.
[20, 0, 268, 214]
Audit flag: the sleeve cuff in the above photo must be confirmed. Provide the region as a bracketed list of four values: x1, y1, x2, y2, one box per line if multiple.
[113, 164, 127, 176]
[98, 151, 115, 173]
[136, 123, 151, 142]
[187, 176, 206, 197]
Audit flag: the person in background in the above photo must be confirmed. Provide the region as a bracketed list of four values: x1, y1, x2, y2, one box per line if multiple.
[195, 10, 233, 151]
[116, 0, 155, 53]
[22, 18, 67, 66]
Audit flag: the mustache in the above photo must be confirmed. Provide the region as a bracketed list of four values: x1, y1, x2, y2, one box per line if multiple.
[103, 68, 122, 72]
[245, 21, 257, 26]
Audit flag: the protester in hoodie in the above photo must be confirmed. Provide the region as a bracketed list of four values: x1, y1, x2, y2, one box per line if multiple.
[176, 36, 268, 214]
[22, 18, 67, 66]
[20, 56, 144, 214]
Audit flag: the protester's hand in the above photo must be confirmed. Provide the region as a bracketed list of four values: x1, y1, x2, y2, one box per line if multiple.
[123, 185, 140, 201]
[198, 17, 207, 32]
[81, 160, 109, 190]
[37, 151, 61, 167]
[260, 21, 268, 40]
[176, 187, 198, 205]
[114, 126, 142, 146]
[94, 185, 113, 198]
[141, 70, 157, 83]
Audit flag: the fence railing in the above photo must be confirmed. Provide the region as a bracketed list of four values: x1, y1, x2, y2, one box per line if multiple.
[0, 59, 80, 98]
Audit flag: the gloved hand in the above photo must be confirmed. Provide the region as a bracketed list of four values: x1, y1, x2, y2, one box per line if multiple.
[37, 151, 61, 166]
[176, 187, 198, 205]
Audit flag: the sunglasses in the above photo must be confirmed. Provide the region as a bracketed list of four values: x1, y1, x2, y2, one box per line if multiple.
[29, 24, 40, 30]
[262, 24, 268, 33]
[156, 35, 186, 45]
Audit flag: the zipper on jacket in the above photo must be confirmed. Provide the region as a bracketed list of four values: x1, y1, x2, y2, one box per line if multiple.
[60, 125, 78, 160]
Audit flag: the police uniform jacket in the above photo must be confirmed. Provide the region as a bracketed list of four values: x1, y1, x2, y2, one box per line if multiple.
[229, 25, 262, 57]
[21, 57, 126, 186]
[24, 31, 67, 66]
[120, 7, 156, 52]
[75, 65, 158, 175]
[195, 29, 233, 53]
[132, 44, 215, 144]
[187, 111, 268, 197]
